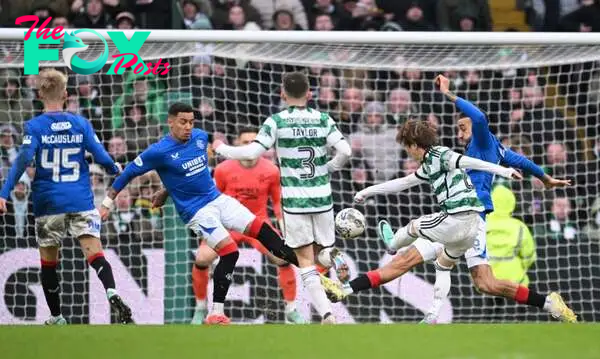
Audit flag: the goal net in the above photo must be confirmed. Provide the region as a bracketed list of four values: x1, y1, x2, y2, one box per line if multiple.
[0, 30, 599, 324]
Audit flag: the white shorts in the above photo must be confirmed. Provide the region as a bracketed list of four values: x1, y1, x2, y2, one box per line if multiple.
[283, 210, 335, 249]
[413, 214, 488, 268]
[464, 215, 489, 269]
[35, 210, 101, 247]
[187, 194, 256, 248]
[412, 211, 480, 260]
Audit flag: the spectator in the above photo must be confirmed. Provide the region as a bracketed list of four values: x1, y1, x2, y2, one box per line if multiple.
[316, 87, 338, 112]
[0, 173, 34, 239]
[113, 11, 136, 29]
[510, 86, 574, 160]
[271, 8, 303, 30]
[486, 185, 536, 287]
[338, 86, 363, 134]
[535, 196, 578, 241]
[111, 75, 165, 129]
[0, 75, 33, 132]
[313, 13, 335, 30]
[72, 0, 113, 29]
[437, 0, 492, 31]
[309, 0, 343, 27]
[337, 0, 385, 30]
[121, 103, 161, 154]
[51, 16, 71, 28]
[386, 87, 414, 125]
[0, 124, 18, 180]
[182, 0, 213, 29]
[399, 2, 436, 31]
[250, 0, 308, 29]
[210, 0, 263, 29]
[108, 135, 131, 165]
[582, 197, 600, 242]
[558, 0, 600, 32]
[527, 0, 580, 31]
[74, 75, 106, 138]
[349, 101, 400, 183]
[102, 188, 141, 243]
[223, 4, 261, 29]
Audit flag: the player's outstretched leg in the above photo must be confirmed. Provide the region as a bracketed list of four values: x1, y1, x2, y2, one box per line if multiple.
[245, 217, 299, 266]
[377, 220, 418, 254]
[205, 238, 239, 325]
[79, 235, 133, 324]
[39, 246, 66, 325]
[469, 264, 577, 323]
[323, 246, 425, 302]
[191, 242, 218, 324]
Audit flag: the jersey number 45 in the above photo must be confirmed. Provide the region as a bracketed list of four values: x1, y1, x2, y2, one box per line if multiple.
[41, 148, 81, 182]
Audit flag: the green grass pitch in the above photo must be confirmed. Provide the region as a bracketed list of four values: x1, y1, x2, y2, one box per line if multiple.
[2, 324, 599, 359]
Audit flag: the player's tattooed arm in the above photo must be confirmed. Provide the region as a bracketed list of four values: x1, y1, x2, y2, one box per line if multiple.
[435, 74, 457, 102]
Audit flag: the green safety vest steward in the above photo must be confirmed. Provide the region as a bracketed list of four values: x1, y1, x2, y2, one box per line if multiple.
[486, 185, 536, 287]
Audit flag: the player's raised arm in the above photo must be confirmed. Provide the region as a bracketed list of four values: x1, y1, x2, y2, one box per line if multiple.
[83, 119, 120, 175]
[325, 116, 352, 172]
[0, 123, 38, 212]
[354, 172, 427, 203]
[442, 149, 522, 180]
[100, 148, 157, 219]
[213, 118, 275, 160]
[501, 147, 571, 188]
[436, 74, 492, 148]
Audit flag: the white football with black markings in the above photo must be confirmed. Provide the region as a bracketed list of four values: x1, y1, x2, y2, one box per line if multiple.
[335, 208, 366, 239]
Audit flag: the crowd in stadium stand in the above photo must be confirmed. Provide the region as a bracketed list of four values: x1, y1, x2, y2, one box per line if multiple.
[0, 0, 599, 258]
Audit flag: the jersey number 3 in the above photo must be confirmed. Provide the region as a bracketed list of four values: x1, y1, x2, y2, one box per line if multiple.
[41, 148, 81, 182]
[298, 147, 316, 179]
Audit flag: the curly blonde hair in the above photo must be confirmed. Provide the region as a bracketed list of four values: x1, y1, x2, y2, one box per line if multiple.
[37, 69, 67, 102]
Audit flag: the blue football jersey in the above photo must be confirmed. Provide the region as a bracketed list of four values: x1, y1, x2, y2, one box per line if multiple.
[112, 128, 220, 224]
[0, 112, 119, 216]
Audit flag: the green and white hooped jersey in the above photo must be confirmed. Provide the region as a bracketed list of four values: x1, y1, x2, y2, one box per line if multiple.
[415, 145, 485, 214]
[254, 107, 344, 214]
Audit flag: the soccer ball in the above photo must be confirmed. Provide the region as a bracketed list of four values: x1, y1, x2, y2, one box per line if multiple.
[335, 208, 366, 239]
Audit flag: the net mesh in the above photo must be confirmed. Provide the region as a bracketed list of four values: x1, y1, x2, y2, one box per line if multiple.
[0, 38, 599, 324]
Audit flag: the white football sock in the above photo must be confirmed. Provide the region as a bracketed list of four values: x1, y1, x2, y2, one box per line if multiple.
[342, 283, 354, 295]
[300, 266, 332, 319]
[392, 225, 418, 250]
[211, 302, 224, 315]
[285, 301, 297, 313]
[428, 268, 452, 317]
[195, 299, 207, 310]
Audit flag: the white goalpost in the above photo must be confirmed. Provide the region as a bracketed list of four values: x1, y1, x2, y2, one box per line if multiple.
[0, 29, 598, 324]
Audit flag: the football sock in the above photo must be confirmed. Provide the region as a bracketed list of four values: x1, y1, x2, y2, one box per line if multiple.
[41, 259, 61, 317]
[392, 224, 418, 250]
[300, 266, 332, 319]
[211, 243, 239, 313]
[247, 218, 299, 266]
[429, 262, 452, 317]
[348, 271, 381, 294]
[88, 252, 116, 292]
[277, 264, 297, 303]
[192, 263, 209, 302]
[514, 285, 547, 309]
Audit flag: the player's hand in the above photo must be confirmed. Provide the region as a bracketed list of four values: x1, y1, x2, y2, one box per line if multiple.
[435, 74, 450, 94]
[543, 175, 572, 188]
[0, 198, 7, 214]
[354, 191, 367, 203]
[151, 188, 169, 208]
[212, 139, 224, 152]
[508, 168, 523, 180]
[99, 205, 111, 221]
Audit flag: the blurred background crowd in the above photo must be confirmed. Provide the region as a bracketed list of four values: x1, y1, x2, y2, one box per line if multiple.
[0, 0, 599, 287]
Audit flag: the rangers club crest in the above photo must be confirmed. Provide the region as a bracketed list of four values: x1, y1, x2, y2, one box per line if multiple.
[196, 140, 205, 150]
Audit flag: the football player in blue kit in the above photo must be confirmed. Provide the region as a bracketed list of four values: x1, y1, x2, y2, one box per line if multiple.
[0, 69, 132, 324]
[100, 102, 300, 325]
